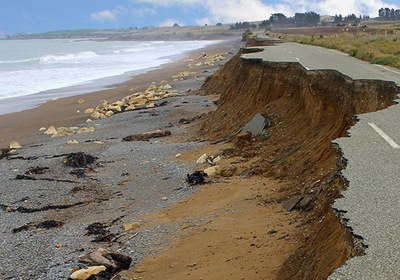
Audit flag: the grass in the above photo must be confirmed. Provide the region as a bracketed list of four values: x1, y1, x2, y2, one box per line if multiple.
[272, 25, 400, 68]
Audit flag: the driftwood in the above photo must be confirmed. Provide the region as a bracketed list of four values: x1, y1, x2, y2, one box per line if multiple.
[123, 129, 171, 141]
[78, 248, 132, 270]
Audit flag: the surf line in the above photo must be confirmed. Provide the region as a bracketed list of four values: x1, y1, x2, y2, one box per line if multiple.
[368, 122, 400, 149]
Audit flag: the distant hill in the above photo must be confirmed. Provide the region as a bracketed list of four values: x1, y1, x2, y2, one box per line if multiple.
[5, 25, 244, 41]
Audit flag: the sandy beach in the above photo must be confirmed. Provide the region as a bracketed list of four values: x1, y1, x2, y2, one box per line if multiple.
[0, 39, 296, 280]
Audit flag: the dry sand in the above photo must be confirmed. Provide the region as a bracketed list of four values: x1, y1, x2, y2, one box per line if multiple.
[0, 39, 300, 280]
[129, 144, 299, 280]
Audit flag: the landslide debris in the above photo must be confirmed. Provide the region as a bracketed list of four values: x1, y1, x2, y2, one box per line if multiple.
[198, 48, 399, 279]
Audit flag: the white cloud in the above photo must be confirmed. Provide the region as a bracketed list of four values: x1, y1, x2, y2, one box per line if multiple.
[90, 6, 130, 22]
[91, 10, 117, 21]
[134, 0, 399, 24]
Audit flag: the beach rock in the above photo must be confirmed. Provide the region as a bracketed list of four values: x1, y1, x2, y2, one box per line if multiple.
[125, 104, 136, 111]
[78, 99, 85, 104]
[146, 102, 155, 108]
[76, 126, 94, 134]
[204, 166, 218, 176]
[123, 222, 141, 232]
[84, 108, 95, 114]
[44, 126, 57, 135]
[70, 265, 107, 280]
[108, 105, 122, 112]
[67, 140, 79, 145]
[196, 153, 209, 164]
[112, 100, 125, 107]
[91, 111, 104, 119]
[82, 81, 176, 120]
[53, 127, 75, 137]
[39, 127, 46, 131]
[162, 83, 172, 90]
[9, 141, 21, 149]
[105, 111, 114, 117]
[212, 156, 222, 163]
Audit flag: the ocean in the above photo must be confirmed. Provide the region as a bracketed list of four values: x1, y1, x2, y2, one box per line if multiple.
[0, 39, 219, 115]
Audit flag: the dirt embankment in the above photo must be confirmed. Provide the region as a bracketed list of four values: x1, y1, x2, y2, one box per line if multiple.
[198, 49, 399, 279]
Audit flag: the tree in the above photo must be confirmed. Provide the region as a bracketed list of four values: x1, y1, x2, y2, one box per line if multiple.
[269, 13, 287, 26]
[295, 11, 320, 26]
[344, 14, 361, 24]
[333, 14, 343, 23]
[378, 7, 400, 19]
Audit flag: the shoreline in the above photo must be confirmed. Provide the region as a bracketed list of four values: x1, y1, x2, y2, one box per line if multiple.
[0, 39, 238, 147]
[0, 39, 224, 117]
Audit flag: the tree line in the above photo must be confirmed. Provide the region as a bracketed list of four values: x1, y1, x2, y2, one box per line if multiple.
[230, 12, 320, 30]
[378, 7, 400, 19]
[230, 7, 399, 31]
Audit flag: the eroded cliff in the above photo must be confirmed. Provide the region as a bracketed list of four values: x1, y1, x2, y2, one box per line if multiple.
[198, 48, 399, 279]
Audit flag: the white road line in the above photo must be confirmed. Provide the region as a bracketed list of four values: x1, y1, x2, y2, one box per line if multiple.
[295, 57, 300, 61]
[374, 64, 400, 75]
[288, 51, 292, 54]
[368, 122, 400, 149]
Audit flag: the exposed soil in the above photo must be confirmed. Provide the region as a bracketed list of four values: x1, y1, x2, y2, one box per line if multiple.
[196, 49, 398, 279]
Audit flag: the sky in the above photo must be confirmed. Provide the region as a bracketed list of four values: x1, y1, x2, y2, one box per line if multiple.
[0, 0, 399, 35]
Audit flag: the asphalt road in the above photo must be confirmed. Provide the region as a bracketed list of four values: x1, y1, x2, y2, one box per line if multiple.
[244, 42, 400, 279]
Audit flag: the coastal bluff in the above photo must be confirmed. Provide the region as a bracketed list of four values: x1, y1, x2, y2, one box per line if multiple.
[197, 48, 398, 279]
